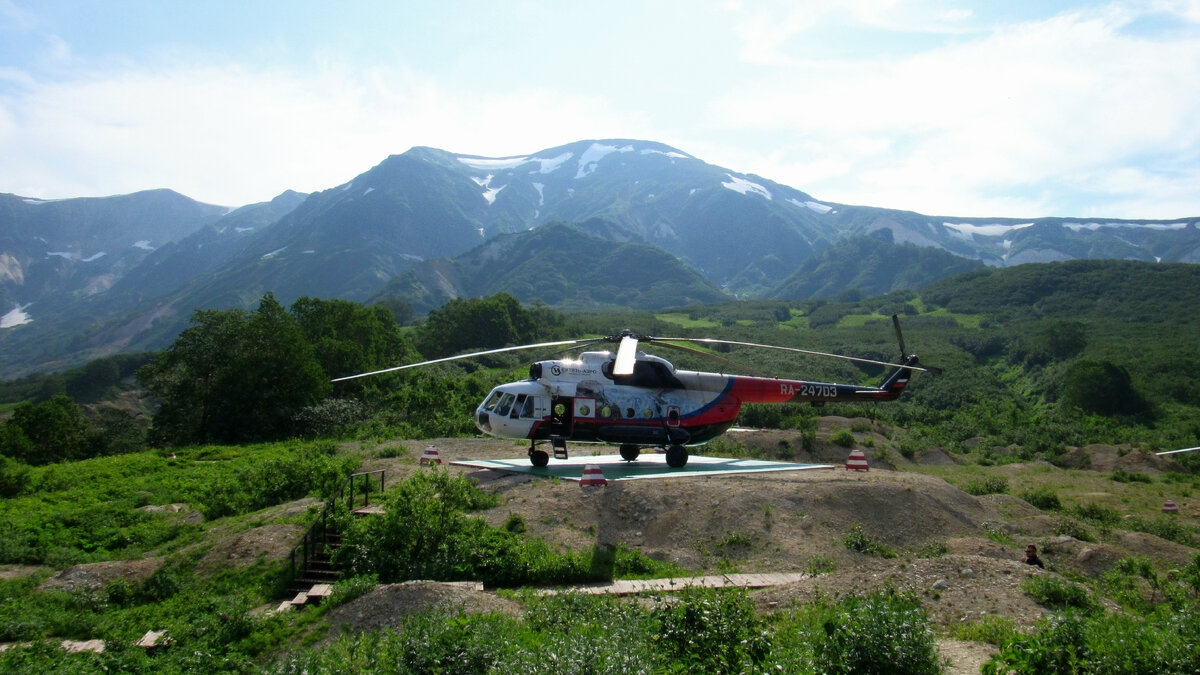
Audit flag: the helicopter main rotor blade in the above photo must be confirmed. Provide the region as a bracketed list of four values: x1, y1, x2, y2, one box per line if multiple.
[613, 335, 639, 376]
[653, 337, 930, 372]
[1157, 446, 1200, 456]
[331, 339, 596, 382]
[652, 340, 768, 377]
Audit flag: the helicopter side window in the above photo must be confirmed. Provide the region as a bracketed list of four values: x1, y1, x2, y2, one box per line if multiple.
[510, 394, 527, 419]
[482, 390, 504, 411]
[495, 393, 515, 417]
[520, 396, 536, 418]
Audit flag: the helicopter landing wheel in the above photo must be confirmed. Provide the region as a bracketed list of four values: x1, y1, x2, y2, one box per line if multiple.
[619, 444, 640, 462]
[665, 444, 688, 468]
[529, 449, 549, 468]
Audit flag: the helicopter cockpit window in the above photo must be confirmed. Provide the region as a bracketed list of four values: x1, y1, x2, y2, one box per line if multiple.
[520, 396, 536, 418]
[482, 390, 504, 411]
[495, 393, 515, 417]
[509, 394, 527, 419]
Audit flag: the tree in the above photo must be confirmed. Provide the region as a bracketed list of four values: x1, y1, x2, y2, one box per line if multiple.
[0, 395, 90, 464]
[415, 293, 543, 359]
[1061, 359, 1149, 417]
[140, 293, 330, 445]
[290, 297, 415, 381]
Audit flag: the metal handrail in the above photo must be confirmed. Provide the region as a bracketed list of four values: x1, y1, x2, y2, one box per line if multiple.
[288, 469, 385, 583]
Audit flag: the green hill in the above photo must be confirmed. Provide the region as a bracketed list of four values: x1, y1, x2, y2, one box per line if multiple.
[373, 220, 730, 313]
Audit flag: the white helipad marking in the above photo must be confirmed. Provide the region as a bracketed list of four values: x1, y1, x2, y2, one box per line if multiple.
[450, 454, 834, 482]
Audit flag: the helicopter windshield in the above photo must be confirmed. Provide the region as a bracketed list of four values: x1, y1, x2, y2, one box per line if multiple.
[482, 390, 504, 411]
[494, 393, 516, 417]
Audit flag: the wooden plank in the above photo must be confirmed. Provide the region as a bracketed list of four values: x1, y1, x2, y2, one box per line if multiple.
[135, 630, 167, 648]
[291, 592, 309, 605]
[307, 584, 333, 598]
[61, 639, 105, 654]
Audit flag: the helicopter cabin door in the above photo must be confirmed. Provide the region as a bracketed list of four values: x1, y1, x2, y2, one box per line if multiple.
[550, 395, 573, 437]
[574, 397, 595, 435]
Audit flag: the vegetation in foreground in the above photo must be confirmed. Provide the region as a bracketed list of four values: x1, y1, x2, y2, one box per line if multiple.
[2, 260, 1200, 671]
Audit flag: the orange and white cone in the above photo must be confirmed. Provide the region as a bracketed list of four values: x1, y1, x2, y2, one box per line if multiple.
[1163, 500, 1179, 514]
[420, 446, 442, 465]
[845, 448, 869, 471]
[580, 464, 608, 487]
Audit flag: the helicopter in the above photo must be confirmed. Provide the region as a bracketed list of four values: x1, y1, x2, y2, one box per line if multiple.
[333, 315, 937, 469]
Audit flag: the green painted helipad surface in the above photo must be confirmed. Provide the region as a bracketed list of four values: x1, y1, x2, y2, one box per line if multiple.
[450, 453, 835, 482]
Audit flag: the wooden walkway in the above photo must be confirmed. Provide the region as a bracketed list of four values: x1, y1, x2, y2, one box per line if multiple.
[537, 572, 809, 595]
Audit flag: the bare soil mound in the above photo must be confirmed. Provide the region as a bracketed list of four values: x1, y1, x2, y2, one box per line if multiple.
[751, 554, 1052, 630]
[323, 581, 522, 640]
[37, 557, 163, 593]
[196, 498, 319, 574]
[1056, 444, 1184, 475]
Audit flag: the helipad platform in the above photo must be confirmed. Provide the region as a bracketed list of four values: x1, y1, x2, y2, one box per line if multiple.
[450, 453, 834, 482]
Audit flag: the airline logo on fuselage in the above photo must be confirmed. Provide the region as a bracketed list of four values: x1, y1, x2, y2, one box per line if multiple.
[549, 363, 600, 379]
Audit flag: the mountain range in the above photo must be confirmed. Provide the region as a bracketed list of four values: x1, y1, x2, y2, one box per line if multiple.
[2, 138, 1198, 378]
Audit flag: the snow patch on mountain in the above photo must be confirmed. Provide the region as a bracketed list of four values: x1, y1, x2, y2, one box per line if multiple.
[1, 303, 32, 328]
[576, 143, 633, 179]
[133, 240, 155, 251]
[472, 175, 505, 204]
[81, 252, 106, 262]
[532, 183, 545, 206]
[943, 222, 1035, 237]
[261, 247, 286, 259]
[1063, 221, 1190, 232]
[47, 251, 74, 260]
[641, 148, 688, 160]
[788, 198, 832, 214]
[363, 187, 375, 196]
[534, 153, 572, 174]
[722, 175, 772, 200]
[482, 186, 504, 204]
[459, 156, 531, 171]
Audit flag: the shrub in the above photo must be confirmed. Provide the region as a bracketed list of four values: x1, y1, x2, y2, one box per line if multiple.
[1021, 486, 1062, 511]
[1053, 517, 1094, 542]
[1126, 515, 1197, 547]
[808, 589, 940, 675]
[964, 476, 1009, 496]
[1111, 468, 1152, 483]
[913, 541, 950, 558]
[831, 428, 856, 448]
[807, 554, 837, 575]
[1072, 502, 1120, 527]
[1022, 575, 1097, 612]
[844, 524, 897, 558]
[653, 588, 770, 671]
[952, 614, 1018, 646]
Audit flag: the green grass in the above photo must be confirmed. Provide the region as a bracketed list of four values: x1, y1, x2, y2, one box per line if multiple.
[654, 312, 720, 328]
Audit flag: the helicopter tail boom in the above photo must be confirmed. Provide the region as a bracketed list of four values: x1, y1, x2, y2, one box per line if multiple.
[727, 354, 918, 404]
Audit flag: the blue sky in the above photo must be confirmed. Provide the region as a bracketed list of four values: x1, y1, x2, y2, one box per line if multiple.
[1, 0, 1198, 219]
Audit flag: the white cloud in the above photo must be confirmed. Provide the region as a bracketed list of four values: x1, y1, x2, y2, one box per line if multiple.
[0, 59, 632, 205]
[710, 4, 1200, 218]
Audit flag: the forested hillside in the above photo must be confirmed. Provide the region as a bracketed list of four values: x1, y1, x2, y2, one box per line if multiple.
[3, 258, 1200, 672]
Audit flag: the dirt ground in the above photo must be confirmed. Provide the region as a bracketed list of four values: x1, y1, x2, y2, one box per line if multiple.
[335, 433, 1198, 673]
[39, 426, 1193, 674]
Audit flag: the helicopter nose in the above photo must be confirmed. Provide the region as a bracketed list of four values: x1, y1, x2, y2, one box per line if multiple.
[475, 410, 492, 433]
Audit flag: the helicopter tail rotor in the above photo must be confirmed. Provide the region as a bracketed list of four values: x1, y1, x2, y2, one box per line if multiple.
[891, 314, 942, 376]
